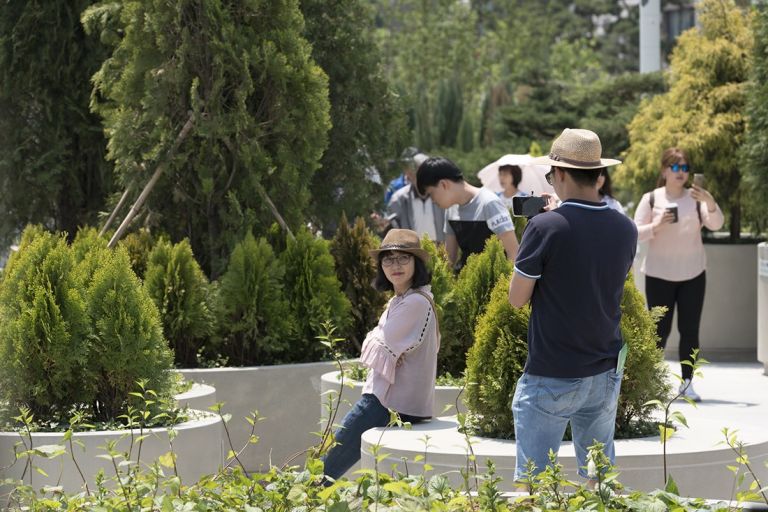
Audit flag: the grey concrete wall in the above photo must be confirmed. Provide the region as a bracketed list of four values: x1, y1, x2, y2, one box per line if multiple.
[634, 242, 758, 362]
[179, 360, 338, 473]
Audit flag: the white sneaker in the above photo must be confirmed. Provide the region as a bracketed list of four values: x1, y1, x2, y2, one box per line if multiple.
[679, 378, 701, 402]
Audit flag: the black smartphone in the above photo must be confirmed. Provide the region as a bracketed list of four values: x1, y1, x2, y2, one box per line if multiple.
[512, 195, 547, 217]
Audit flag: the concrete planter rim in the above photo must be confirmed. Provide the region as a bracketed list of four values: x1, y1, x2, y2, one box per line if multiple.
[0, 409, 219, 439]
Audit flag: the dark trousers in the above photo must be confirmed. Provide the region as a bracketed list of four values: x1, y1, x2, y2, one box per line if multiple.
[322, 394, 428, 482]
[645, 271, 706, 380]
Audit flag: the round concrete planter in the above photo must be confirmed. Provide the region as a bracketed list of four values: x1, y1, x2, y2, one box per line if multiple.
[174, 382, 217, 411]
[177, 360, 338, 474]
[0, 411, 222, 494]
[361, 363, 768, 501]
[320, 370, 466, 424]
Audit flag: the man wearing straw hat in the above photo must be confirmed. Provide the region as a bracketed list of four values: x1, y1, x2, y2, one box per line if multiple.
[507, 128, 637, 485]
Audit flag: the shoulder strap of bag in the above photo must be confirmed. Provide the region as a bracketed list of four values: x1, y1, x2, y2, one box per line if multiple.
[413, 290, 440, 339]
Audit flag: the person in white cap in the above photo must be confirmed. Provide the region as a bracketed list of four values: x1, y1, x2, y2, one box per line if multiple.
[507, 128, 637, 486]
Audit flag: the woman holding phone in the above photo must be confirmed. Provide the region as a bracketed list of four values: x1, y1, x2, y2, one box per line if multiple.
[634, 147, 724, 401]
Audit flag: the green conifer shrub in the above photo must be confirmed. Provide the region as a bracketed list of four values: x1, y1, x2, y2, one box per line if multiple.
[118, 228, 156, 279]
[439, 237, 513, 377]
[144, 239, 215, 368]
[329, 214, 386, 355]
[465, 276, 530, 438]
[71, 227, 111, 288]
[280, 228, 352, 362]
[615, 273, 672, 436]
[421, 235, 455, 326]
[216, 234, 294, 366]
[85, 247, 174, 420]
[464, 272, 670, 439]
[84, 0, 331, 277]
[0, 228, 92, 419]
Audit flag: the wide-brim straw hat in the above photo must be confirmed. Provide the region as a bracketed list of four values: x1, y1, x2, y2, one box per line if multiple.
[529, 128, 621, 170]
[369, 229, 430, 264]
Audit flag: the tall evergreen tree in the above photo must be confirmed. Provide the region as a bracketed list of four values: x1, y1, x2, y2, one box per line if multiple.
[300, 0, 407, 231]
[742, 3, 768, 233]
[617, 0, 752, 240]
[0, 1, 113, 246]
[83, 0, 331, 277]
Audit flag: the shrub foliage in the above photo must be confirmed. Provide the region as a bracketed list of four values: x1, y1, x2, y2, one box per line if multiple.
[280, 228, 351, 362]
[216, 234, 294, 366]
[144, 239, 215, 367]
[465, 273, 669, 439]
[329, 214, 386, 355]
[439, 237, 513, 377]
[0, 225, 173, 424]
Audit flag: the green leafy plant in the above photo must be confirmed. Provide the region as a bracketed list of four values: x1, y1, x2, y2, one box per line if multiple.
[464, 272, 670, 440]
[439, 237, 513, 377]
[0, 226, 175, 426]
[216, 233, 294, 366]
[280, 227, 351, 362]
[0, 227, 91, 420]
[645, 348, 707, 487]
[144, 238, 216, 367]
[84, 247, 174, 421]
[117, 228, 156, 279]
[464, 275, 530, 438]
[329, 214, 386, 355]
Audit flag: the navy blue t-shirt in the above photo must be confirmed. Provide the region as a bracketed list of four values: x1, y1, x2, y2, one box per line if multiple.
[514, 199, 638, 378]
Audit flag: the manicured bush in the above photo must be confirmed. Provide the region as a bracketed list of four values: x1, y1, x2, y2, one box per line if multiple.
[216, 234, 294, 366]
[329, 214, 386, 355]
[0, 228, 91, 420]
[615, 273, 672, 436]
[0, 225, 175, 424]
[439, 237, 513, 377]
[280, 227, 352, 362]
[144, 239, 215, 368]
[118, 228, 156, 279]
[71, 227, 111, 287]
[464, 272, 670, 439]
[421, 235, 455, 325]
[85, 247, 174, 420]
[464, 275, 530, 438]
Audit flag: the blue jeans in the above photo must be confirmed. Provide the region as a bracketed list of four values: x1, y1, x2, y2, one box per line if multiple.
[322, 393, 428, 481]
[512, 369, 623, 480]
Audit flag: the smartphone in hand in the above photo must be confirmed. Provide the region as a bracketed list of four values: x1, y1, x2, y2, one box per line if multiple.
[512, 196, 547, 218]
[693, 173, 705, 188]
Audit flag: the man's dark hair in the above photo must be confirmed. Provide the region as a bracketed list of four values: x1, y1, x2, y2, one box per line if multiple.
[499, 164, 523, 187]
[558, 166, 601, 188]
[373, 252, 432, 292]
[416, 157, 464, 196]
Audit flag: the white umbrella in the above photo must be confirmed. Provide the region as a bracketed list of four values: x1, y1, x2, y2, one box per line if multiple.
[477, 154, 554, 197]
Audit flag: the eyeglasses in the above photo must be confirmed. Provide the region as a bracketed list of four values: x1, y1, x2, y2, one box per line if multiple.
[381, 254, 413, 267]
[670, 163, 690, 173]
[545, 170, 554, 185]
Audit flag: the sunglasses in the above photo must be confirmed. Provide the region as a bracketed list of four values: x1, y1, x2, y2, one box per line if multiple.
[545, 170, 554, 185]
[670, 163, 690, 173]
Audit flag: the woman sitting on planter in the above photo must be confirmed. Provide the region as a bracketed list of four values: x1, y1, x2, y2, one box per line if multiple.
[322, 229, 440, 483]
[634, 147, 723, 402]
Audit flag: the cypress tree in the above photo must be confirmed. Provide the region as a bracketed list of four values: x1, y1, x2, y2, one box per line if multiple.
[0, 1, 113, 246]
[300, 0, 407, 232]
[742, 4, 768, 233]
[83, 0, 331, 277]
